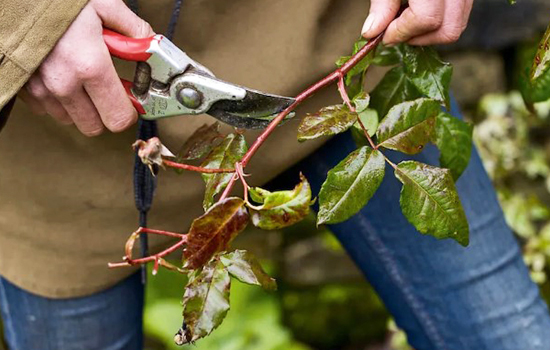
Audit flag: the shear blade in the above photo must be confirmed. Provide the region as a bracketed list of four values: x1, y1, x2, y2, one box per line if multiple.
[207, 89, 296, 129]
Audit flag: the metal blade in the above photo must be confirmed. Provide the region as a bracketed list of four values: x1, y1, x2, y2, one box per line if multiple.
[207, 89, 296, 129]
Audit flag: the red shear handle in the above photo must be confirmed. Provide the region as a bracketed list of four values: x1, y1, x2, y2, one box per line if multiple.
[121, 79, 146, 114]
[103, 29, 155, 62]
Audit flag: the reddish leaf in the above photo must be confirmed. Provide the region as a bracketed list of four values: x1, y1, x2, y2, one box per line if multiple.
[377, 98, 440, 155]
[184, 198, 249, 269]
[177, 123, 222, 161]
[531, 24, 550, 83]
[201, 134, 247, 210]
[297, 105, 357, 142]
[182, 258, 231, 342]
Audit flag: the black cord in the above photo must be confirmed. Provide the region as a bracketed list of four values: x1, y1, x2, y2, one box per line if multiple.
[129, 0, 185, 284]
[166, 0, 184, 41]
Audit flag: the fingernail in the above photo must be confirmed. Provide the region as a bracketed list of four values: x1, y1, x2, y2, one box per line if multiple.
[361, 15, 376, 37]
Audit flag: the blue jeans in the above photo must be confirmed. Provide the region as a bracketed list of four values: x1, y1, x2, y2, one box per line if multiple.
[2, 102, 550, 350]
[271, 99, 550, 349]
[0, 273, 143, 350]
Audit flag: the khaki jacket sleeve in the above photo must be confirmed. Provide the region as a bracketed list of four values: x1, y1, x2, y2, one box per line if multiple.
[0, 0, 89, 109]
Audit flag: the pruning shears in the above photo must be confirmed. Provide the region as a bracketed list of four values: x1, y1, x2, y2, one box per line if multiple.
[103, 29, 295, 129]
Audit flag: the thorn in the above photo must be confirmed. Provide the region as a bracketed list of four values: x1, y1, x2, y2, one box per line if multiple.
[152, 258, 160, 275]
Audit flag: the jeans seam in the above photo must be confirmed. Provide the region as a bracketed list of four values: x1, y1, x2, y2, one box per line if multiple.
[354, 213, 449, 350]
[0, 278, 18, 350]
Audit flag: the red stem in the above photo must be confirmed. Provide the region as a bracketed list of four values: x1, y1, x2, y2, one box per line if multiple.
[219, 33, 384, 201]
[112, 33, 385, 273]
[163, 159, 234, 174]
[108, 227, 187, 269]
[336, 76, 377, 150]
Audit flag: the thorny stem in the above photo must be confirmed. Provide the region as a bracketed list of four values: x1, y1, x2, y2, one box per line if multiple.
[163, 159, 235, 174]
[113, 33, 384, 275]
[219, 32, 384, 202]
[108, 227, 187, 269]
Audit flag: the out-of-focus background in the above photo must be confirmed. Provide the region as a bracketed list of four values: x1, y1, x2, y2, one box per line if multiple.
[2, 1, 550, 350]
[140, 1, 550, 349]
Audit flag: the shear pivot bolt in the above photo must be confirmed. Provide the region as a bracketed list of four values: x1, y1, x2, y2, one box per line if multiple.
[180, 88, 202, 109]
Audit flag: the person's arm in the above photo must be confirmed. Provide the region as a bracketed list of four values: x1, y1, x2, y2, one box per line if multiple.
[0, 0, 153, 137]
[361, 0, 474, 46]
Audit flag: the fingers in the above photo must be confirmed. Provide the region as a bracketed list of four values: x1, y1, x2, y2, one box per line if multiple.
[383, 0, 445, 45]
[362, 0, 471, 46]
[84, 48, 138, 132]
[361, 0, 401, 39]
[408, 0, 473, 46]
[92, 0, 154, 38]
[57, 87, 104, 136]
[22, 1, 144, 137]
[20, 76, 72, 125]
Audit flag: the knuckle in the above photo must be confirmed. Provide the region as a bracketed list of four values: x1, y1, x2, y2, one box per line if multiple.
[44, 78, 76, 98]
[50, 83, 75, 99]
[76, 58, 105, 80]
[26, 81, 48, 100]
[106, 109, 137, 132]
[439, 27, 465, 44]
[392, 23, 409, 41]
[422, 14, 443, 31]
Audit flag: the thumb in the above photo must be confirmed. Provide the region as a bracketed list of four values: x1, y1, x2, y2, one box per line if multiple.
[93, 0, 154, 38]
[361, 0, 401, 39]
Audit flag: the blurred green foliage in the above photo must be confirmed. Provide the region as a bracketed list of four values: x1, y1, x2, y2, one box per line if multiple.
[280, 283, 388, 349]
[144, 263, 311, 350]
[474, 91, 550, 285]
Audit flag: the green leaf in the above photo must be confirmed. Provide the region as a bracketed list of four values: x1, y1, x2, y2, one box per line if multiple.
[353, 92, 371, 112]
[395, 161, 469, 246]
[351, 93, 378, 141]
[336, 38, 375, 86]
[248, 174, 313, 230]
[184, 198, 249, 269]
[318, 147, 385, 225]
[531, 24, 550, 83]
[201, 134, 247, 210]
[182, 258, 231, 342]
[297, 105, 358, 142]
[371, 44, 403, 66]
[518, 47, 550, 106]
[434, 113, 473, 180]
[220, 250, 277, 291]
[377, 98, 440, 154]
[177, 123, 222, 161]
[355, 108, 379, 137]
[402, 46, 453, 108]
[370, 66, 423, 118]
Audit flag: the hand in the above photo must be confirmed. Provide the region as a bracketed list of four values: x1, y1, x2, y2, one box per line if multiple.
[361, 0, 474, 46]
[19, 0, 154, 136]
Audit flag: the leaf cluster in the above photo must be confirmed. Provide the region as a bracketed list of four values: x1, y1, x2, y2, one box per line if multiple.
[133, 38, 478, 347]
[298, 41, 474, 246]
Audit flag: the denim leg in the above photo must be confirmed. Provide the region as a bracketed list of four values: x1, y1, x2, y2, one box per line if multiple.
[0, 272, 144, 350]
[271, 120, 550, 348]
